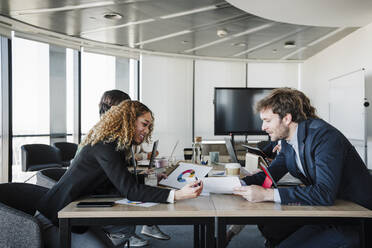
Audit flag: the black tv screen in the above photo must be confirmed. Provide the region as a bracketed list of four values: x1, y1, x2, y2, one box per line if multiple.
[214, 87, 274, 135]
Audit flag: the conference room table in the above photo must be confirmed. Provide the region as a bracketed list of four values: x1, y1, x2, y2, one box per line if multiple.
[59, 193, 372, 248]
[58, 195, 216, 248]
[212, 194, 372, 248]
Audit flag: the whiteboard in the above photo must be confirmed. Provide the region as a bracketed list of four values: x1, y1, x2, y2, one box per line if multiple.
[329, 69, 367, 162]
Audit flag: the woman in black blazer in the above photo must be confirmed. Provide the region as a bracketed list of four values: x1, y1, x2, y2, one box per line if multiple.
[37, 100, 203, 245]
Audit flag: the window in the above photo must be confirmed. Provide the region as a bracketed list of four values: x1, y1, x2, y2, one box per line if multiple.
[12, 37, 50, 182]
[81, 51, 115, 135]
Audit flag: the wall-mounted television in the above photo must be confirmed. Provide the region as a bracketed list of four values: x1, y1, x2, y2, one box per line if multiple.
[214, 87, 274, 135]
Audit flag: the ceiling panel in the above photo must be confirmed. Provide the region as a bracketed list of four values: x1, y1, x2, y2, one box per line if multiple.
[0, 0, 360, 60]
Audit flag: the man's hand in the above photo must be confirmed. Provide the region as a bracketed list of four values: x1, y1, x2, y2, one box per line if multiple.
[175, 180, 203, 201]
[233, 185, 274, 202]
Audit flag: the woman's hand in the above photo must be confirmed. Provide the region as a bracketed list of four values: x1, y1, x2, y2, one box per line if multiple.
[157, 173, 167, 182]
[175, 180, 203, 201]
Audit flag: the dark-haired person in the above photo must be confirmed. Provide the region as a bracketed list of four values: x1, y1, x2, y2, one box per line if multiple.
[98, 89, 170, 244]
[98, 89, 131, 115]
[37, 101, 203, 248]
[234, 88, 372, 247]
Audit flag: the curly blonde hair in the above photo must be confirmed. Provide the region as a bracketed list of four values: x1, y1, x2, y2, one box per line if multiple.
[81, 100, 154, 150]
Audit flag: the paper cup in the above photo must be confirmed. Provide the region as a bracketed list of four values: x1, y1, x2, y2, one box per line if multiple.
[154, 157, 168, 168]
[225, 163, 241, 176]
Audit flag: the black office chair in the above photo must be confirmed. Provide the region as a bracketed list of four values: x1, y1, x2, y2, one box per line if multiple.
[21, 144, 63, 172]
[0, 183, 49, 248]
[36, 167, 67, 189]
[53, 142, 78, 167]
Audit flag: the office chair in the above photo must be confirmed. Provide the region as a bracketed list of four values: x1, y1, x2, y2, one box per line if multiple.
[36, 167, 67, 189]
[21, 144, 63, 172]
[53, 142, 78, 167]
[0, 183, 48, 248]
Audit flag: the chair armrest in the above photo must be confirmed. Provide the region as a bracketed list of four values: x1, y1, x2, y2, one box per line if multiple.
[0, 202, 43, 248]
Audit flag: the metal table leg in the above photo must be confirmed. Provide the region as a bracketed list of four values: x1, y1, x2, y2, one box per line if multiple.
[59, 218, 71, 248]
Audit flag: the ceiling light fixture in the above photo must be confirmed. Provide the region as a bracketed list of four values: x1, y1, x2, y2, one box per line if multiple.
[280, 28, 345, 60]
[184, 23, 275, 53]
[284, 41, 296, 48]
[233, 27, 306, 57]
[103, 12, 122, 20]
[217, 28, 228, 38]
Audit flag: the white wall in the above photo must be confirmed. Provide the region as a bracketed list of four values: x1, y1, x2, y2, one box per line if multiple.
[141, 54, 193, 159]
[247, 63, 299, 88]
[141, 55, 300, 156]
[302, 22, 372, 168]
[194, 60, 246, 140]
[302, 23, 372, 121]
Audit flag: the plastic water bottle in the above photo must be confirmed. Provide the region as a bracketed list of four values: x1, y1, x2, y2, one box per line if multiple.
[192, 136, 202, 164]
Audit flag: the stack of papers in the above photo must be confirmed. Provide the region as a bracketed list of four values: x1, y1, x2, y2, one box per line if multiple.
[115, 198, 159, 208]
[202, 177, 241, 194]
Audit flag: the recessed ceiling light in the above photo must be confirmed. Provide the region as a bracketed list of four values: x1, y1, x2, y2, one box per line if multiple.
[103, 12, 122, 20]
[217, 28, 228, 38]
[284, 41, 296, 48]
[232, 42, 247, 47]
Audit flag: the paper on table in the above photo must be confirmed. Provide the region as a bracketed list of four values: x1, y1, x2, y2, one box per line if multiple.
[202, 177, 241, 194]
[115, 198, 159, 208]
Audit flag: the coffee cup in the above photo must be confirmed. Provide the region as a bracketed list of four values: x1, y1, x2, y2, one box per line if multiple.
[184, 148, 193, 160]
[225, 163, 241, 176]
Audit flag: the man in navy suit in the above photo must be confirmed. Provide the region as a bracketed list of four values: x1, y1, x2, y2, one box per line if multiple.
[234, 88, 372, 248]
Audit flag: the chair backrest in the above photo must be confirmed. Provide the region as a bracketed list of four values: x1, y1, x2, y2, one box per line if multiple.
[53, 142, 78, 162]
[0, 183, 48, 215]
[0, 183, 48, 248]
[21, 144, 62, 171]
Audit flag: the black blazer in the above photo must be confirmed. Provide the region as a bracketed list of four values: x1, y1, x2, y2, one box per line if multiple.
[243, 119, 372, 210]
[37, 141, 171, 225]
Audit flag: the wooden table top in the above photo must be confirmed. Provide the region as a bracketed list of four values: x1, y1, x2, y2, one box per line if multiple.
[58, 195, 215, 219]
[211, 194, 372, 218]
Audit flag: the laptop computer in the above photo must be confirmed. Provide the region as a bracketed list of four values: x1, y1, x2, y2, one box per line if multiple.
[224, 137, 245, 166]
[148, 140, 159, 169]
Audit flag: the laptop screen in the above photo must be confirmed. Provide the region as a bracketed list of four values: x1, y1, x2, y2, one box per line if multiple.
[148, 140, 159, 169]
[224, 137, 239, 163]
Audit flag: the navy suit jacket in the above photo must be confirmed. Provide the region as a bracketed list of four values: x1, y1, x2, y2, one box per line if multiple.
[243, 118, 372, 210]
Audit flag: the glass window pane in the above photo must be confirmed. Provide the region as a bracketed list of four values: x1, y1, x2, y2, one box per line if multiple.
[81, 52, 115, 134]
[66, 48, 74, 136]
[12, 37, 50, 182]
[12, 37, 49, 135]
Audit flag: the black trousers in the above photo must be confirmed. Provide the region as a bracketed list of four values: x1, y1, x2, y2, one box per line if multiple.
[258, 223, 302, 246]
